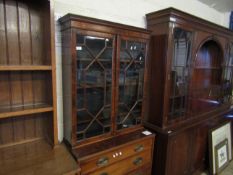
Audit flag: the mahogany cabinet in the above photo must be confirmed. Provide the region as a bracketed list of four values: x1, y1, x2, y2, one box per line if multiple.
[144, 8, 233, 175]
[59, 14, 155, 174]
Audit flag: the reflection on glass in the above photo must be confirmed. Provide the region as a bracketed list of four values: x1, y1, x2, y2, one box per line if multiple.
[222, 42, 233, 103]
[169, 28, 192, 120]
[117, 40, 145, 130]
[76, 34, 113, 141]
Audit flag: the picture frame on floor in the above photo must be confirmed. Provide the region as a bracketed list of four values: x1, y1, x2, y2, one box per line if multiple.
[209, 122, 232, 174]
[214, 139, 229, 173]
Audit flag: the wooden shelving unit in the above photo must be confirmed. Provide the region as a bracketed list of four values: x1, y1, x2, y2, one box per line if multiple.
[0, 65, 52, 71]
[0, 0, 80, 174]
[0, 106, 53, 119]
[0, 0, 57, 149]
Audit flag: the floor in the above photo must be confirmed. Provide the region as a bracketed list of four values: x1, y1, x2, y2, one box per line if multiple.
[219, 161, 233, 175]
[201, 160, 233, 175]
[0, 140, 79, 175]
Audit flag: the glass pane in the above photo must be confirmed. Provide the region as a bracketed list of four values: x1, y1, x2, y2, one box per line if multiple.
[223, 68, 232, 102]
[77, 110, 92, 132]
[169, 28, 192, 120]
[76, 34, 113, 141]
[77, 88, 84, 108]
[225, 43, 233, 66]
[228, 43, 233, 66]
[85, 121, 103, 138]
[106, 86, 112, 105]
[98, 107, 111, 131]
[100, 48, 113, 62]
[86, 62, 104, 87]
[87, 88, 104, 114]
[86, 36, 106, 56]
[77, 46, 93, 68]
[222, 42, 233, 103]
[117, 40, 146, 130]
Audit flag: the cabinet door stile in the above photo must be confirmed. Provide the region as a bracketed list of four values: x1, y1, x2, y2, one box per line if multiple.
[72, 29, 78, 145]
[113, 35, 121, 135]
[111, 35, 118, 135]
[142, 39, 150, 122]
[163, 24, 174, 126]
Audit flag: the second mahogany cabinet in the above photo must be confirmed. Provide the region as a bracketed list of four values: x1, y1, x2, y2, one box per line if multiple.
[145, 8, 233, 129]
[144, 8, 233, 175]
[59, 14, 155, 174]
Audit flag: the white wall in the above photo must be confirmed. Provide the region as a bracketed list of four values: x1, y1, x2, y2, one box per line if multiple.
[54, 0, 231, 142]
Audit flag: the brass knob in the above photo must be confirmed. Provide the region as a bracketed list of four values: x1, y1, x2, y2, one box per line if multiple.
[133, 157, 143, 166]
[96, 157, 109, 167]
[134, 144, 144, 152]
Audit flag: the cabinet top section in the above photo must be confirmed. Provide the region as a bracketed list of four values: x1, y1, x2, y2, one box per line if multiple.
[146, 7, 233, 37]
[59, 14, 150, 38]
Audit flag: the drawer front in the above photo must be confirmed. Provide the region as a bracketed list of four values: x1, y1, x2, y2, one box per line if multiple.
[127, 164, 151, 175]
[80, 137, 153, 174]
[89, 150, 151, 175]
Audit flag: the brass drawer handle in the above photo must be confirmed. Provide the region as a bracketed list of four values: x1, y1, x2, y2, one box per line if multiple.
[100, 173, 108, 175]
[133, 157, 143, 166]
[134, 144, 144, 152]
[96, 157, 109, 167]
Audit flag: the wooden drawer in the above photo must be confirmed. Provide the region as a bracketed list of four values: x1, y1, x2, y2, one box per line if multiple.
[80, 137, 153, 174]
[127, 164, 151, 175]
[89, 150, 151, 175]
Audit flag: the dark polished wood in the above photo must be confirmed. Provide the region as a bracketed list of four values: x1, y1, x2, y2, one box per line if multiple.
[59, 14, 154, 175]
[145, 7, 233, 175]
[74, 130, 154, 175]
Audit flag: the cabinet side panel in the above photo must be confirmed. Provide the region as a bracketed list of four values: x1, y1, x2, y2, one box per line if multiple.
[152, 132, 168, 175]
[62, 30, 72, 143]
[147, 35, 167, 126]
